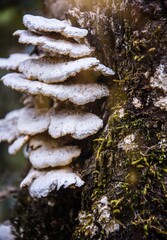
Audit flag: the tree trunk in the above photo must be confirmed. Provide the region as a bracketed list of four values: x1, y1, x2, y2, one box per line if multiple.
[12, 1, 167, 239]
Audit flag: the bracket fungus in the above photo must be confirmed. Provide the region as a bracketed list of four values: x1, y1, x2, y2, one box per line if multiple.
[0, 53, 32, 71]
[48, 110, 103, 140]
[21, 168, 84, 198]
[18, 57, 101, 83]
[28, 135, 81, 169]
[0, 14, 115, 198]
[23, 14, 88, 40]
[2, 73, 109, 105]
[0, 110, 21, 143]
[8, 135, 30, 155]
[14, 30, 94, 58]
[17, 107, 50, 135]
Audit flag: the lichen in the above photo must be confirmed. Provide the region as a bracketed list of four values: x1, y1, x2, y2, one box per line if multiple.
[76, 196, 120, 239]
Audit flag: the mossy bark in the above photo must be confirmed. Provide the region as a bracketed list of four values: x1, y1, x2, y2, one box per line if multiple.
[12, 1, 167, 239]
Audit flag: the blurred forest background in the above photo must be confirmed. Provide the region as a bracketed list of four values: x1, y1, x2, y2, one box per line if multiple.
[0, 0, 42, 224]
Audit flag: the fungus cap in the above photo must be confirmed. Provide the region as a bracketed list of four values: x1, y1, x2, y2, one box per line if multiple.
[14, 30, 93, 58]
[23, 14, 70, 33]
[93, 64, 115, 76]
[8, 135, 29, 155]
[49, 110, 103, 139]
[18, 57, 100, 83]
[23, 14, 88, 40]
[0, 110, 21, 143]
[0, 53, 31, 71]
[2, 73, 109, 105]
[27, 168, 84, 198]
[28, 135, 81, 169]
[20, 168, 41, 188]
[18, 107, 50, 135]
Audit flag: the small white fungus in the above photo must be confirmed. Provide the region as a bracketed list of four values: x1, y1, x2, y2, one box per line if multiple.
[21, 168, 84, 198]
[0, 110, 21, 143]
[97, 196, 120, 236]
[2, 73, 109, 105]
[23, 14, 71, 33]
[18, 57, 100, 83]
[23, 14, 88, 40]
[118, 108, 125, 118]
[8, 135, 29, 155]
[20, 168, 41, 188]
[14, 30, 93, 58]
[49, 109, 103, 139]
[17, 107, 50, 135]
[93, 63, 115, 76]
[28, 135, 81, 169]
[0, 53, 31, 71]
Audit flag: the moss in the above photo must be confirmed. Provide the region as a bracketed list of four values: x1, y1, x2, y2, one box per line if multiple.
[74, 104, 166, 239]
[72, 1, 167, 239]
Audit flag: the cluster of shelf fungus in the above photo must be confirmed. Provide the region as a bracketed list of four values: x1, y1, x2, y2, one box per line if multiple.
[0, 15, 114, 198]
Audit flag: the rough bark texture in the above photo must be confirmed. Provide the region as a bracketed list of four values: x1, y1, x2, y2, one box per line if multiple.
[12, 1, 167, 239]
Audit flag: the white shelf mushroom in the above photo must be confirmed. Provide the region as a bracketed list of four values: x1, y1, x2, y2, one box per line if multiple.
[28, 135, 81, 169]
[18, 57, 100, 83]
[8, 135, 29, 155]
[14, 30, 94, 58]
[0, 53, 32, 71]
[17, 108, 103, 139]
[2, 73, 109, 105]
[20, 168, 41, 188]
[0, 14, 115, 198]
[17, 107, 50, 135]
[94, 64, 115, 76]
[0, 109, 21, 143]
[49, 110, 103, 140]
[21, 168, 84, 198]
[23, 15, 71, 33]
[23, 14, 88, 40]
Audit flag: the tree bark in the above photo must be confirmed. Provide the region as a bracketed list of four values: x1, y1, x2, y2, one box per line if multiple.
[12, 1, 167, 239]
